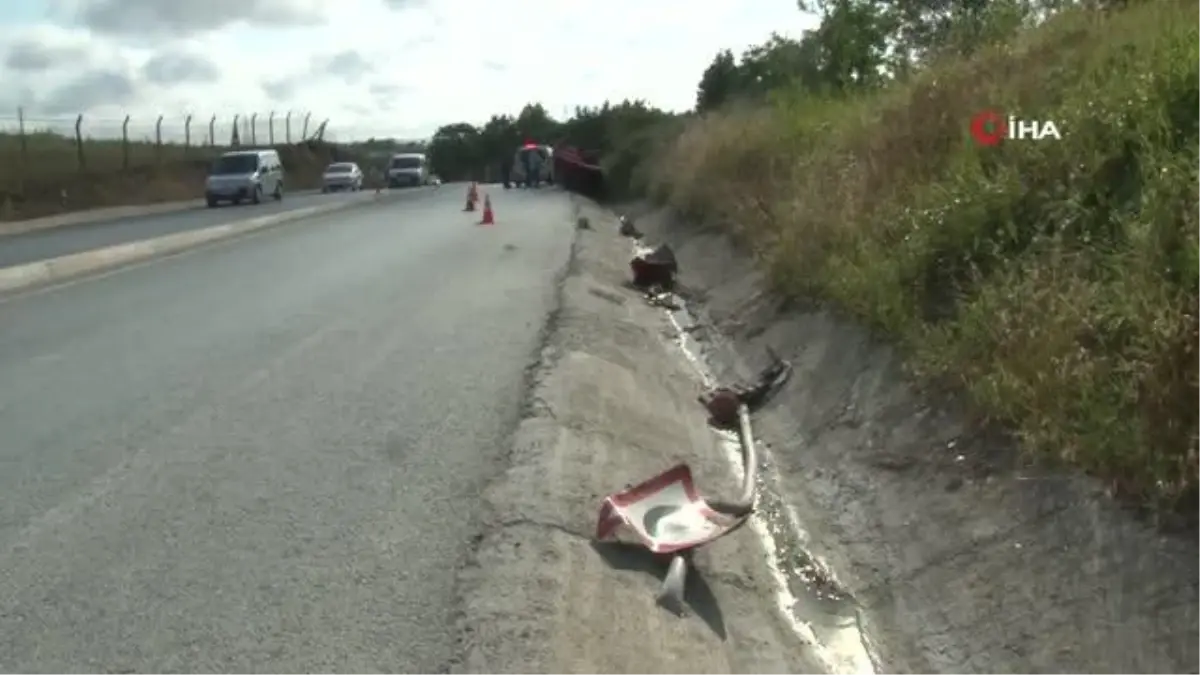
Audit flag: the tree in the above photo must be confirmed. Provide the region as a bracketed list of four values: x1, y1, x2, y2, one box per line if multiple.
[428, 122, 481, 180]
[515, 103, 557, 143]
[478, 114, 520, 178]
[812, 0, 893, 91]
[696, 49, 740, 112]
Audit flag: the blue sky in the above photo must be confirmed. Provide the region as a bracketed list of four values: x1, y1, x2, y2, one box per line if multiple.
[2, 0, 45, 23]
[0, 0, 819, 141]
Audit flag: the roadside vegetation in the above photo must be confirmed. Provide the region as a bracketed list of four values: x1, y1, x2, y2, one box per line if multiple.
[648, 0, 1200, 509]
[647, 0, 1197, 518]
[0, 126, 417, 221]
[433, 0, 1197, 518]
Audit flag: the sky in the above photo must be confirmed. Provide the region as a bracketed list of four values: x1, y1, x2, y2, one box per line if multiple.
[0, 0, 818, 142]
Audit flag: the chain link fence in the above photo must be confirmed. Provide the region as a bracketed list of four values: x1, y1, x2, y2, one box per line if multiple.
[0, 109, 332, 179]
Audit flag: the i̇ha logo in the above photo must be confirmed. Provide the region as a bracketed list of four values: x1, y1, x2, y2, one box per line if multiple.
[970, 110, 1062, 146]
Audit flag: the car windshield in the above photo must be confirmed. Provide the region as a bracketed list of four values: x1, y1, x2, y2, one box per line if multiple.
[390, 157, 422, 169]
[326, 164, 354, 174]
[210, 154, 260, 175]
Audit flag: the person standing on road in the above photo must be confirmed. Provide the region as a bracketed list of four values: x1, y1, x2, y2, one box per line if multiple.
[521, 147, 534, 188]
[527, 148, 543, 189]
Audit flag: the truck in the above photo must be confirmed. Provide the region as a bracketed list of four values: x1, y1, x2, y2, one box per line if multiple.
[386, 153, 429, 188]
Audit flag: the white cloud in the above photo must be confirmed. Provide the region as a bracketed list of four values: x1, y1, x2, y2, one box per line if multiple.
[1, 0, 819, 142]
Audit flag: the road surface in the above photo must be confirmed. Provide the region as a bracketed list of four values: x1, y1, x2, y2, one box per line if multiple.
[0, 186, 576, 672]
[0, 188, 417, 269]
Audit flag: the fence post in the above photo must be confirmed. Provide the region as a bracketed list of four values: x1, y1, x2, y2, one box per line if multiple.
[122, 115, 130, 169]
[250, 113, 258, 146]
[268, 111, 275, 145]
[74, 114, 85, 171]
[209, 115, 216, 146]
[17, 107, 28, 184]
[231, 114, 240, 146]
[155, 115, 164, 164]
[302, 112, 311, 140]
[285, 111, 292, 143]
[184, 114, 193, 154]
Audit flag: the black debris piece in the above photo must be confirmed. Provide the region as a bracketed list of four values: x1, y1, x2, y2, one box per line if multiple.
[699, 348, 793, 428]
[630, 244, 678, 289]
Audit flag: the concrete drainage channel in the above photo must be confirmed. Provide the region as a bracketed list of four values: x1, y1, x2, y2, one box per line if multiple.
[622, 218, 880, 675]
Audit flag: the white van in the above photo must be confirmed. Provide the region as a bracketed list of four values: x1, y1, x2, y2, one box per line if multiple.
[205, 149, 285, 207]
[386, 153, 429, 188]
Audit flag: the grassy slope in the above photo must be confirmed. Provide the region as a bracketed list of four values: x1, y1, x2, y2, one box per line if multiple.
[648, 2, 1198, 514]
[0, 132, 360, 221]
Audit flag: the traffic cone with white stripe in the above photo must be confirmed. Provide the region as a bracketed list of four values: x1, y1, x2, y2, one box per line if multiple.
[479, 194, 495, 226]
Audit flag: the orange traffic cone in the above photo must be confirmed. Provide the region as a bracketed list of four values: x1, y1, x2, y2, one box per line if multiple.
[479, 195, 495, 226]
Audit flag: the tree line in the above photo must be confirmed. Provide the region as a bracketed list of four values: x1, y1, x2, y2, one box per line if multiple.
[420, 100, 678, 186]
[393, 0, 1135, 188]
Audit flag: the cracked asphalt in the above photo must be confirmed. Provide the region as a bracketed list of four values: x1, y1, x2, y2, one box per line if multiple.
[0, 186, 576, 672]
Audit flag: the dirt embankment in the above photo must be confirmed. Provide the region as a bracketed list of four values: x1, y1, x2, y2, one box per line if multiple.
[628, 205, 1198, 674]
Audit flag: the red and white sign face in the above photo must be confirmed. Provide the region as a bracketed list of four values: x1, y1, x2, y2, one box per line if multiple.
[595, 464, 746, 555]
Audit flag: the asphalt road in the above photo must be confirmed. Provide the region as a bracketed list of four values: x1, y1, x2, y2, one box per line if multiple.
[0, 187, 394, 269]
[0, 186, 577, 672]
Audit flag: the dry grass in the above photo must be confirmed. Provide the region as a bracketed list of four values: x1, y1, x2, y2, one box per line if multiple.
[648, 2, 1199, 516]
[0, 131, 350, 221]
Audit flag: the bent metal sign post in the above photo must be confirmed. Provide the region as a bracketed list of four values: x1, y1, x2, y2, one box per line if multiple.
[595, 464, 747, 555]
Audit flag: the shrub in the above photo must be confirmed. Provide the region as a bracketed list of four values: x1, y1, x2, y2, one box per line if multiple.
[647, 1, 1199, 514]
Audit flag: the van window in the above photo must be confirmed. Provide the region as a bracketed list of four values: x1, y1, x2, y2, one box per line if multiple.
[390, 156, 423, 170]
[210, 154, 259, 175]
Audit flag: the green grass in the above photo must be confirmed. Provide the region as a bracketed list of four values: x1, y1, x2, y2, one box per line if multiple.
[0, 131, 357, 221]
[648, 2, 1198, 516]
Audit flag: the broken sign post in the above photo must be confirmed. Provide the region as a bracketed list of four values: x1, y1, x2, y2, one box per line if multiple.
[595, 464, 747, 554]
[595, 463, 749, 612]
[594, 238, 792, 614]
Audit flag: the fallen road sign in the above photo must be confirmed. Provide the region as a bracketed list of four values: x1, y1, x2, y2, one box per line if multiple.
[595, 463, 748, 555]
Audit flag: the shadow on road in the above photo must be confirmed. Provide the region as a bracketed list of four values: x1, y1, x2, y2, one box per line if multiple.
[590, 540, 727, 640]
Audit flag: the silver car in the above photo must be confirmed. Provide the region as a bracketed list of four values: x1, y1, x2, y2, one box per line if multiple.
[321, 162, 364, 192]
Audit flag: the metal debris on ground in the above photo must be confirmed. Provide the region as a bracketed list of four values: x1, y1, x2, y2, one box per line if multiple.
[645, 287, 681, 310]
[699, 348, 792, 430]
[593, 401, 760, 612]
[629, 244, 678, 290]
[594, 463, 751, 615]
[619, 214, 642, 238]
[596, 235, 782, 615]
[577, 216, 592, 230]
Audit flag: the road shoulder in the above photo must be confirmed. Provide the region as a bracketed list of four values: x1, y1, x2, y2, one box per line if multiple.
[450, 198, 817, 674]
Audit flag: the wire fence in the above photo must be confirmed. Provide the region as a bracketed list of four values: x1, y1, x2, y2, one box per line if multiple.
[0, 108, 333, 177]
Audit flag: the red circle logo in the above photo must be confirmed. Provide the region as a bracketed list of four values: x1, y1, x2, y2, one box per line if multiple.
[970, 110, 1007, 146]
